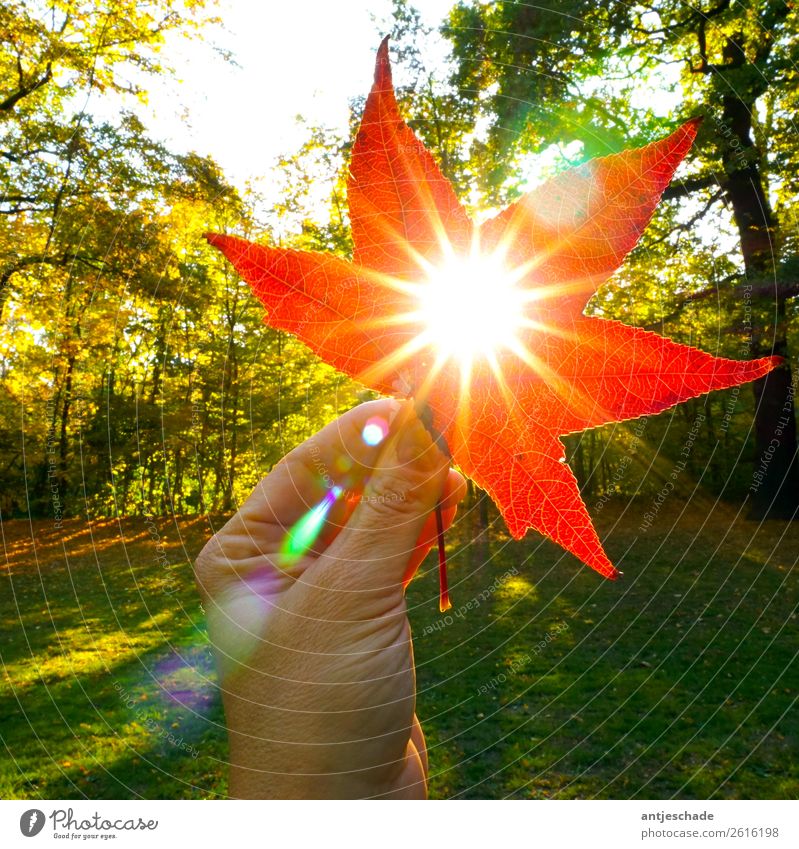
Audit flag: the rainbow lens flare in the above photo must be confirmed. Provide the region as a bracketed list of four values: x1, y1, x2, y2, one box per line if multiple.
[362, 416, 389, 446]
[281, 485, 342, 564]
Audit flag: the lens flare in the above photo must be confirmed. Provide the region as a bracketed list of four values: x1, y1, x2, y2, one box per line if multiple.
[281, 485, 342, 564]
[362, 416, 389, 446]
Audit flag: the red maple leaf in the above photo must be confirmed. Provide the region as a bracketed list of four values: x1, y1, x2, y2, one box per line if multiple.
[206, 38, 780, 585]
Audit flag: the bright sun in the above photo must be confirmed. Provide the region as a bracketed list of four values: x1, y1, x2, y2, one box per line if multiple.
[418, 253, 526, 364]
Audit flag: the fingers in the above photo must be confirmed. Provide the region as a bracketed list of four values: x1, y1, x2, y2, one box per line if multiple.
[299, 403, 455, 608]
[276, 397, 403, 521]
[307, 417, 465, 557]
[206, 398, 403, 562]
[317, 468, 465, 583]
[197, 399, 467, 618]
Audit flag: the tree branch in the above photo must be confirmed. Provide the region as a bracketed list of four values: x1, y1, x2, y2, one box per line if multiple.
[647, 188, 724, 248]
[630, 0, 731, 37]
[0, 62, 53, 112]
[644, 278, 799, 330]
[662, 174, 724, 200]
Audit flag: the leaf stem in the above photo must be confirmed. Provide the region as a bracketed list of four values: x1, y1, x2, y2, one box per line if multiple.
[435, 500, 451, 613]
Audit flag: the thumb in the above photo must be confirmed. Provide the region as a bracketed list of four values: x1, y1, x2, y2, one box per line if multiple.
[303, 401, 450, 604]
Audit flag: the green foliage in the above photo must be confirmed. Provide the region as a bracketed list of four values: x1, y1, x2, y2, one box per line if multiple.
[444, 0, 799, 512]
[1, 0, 797, 804]
[0, 0, 362, 520]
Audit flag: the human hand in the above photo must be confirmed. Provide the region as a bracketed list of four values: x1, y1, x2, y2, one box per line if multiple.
[194, 399, 466, 798]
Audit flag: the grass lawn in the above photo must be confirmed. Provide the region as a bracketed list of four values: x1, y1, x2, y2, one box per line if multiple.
[1, 492, 797, 799]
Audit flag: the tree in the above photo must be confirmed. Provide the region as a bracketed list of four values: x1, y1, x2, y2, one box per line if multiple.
[0, 1, 367, 521]
[445, 0, 798, 518]
[0, 1, 234, 517]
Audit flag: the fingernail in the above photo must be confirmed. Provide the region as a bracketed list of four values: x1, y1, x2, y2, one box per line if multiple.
[386, 398, 403, 425]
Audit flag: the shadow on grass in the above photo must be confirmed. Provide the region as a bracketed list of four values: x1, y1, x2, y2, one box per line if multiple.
[408, 496, 799, 799]
[0, 515, 227, 799]
[1, 500, 797, 799]
[0, 639, 226, 799]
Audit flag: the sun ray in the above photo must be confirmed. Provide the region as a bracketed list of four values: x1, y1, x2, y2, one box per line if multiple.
[505, 336, 610, 425]
[408, 350, 450, 410]
[353, 229, 608, 434]
[357, 333, 431, 387]
[484, 349, 539, 442]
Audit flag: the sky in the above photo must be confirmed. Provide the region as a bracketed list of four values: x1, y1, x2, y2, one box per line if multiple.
[94, 0, 717, 246]
[128, 0, 456, 207]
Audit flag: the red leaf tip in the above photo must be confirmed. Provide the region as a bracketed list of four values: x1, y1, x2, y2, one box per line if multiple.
[680, 115, 703, 141]
[375, 35, 392, 88]
[204, 231, 223, 247]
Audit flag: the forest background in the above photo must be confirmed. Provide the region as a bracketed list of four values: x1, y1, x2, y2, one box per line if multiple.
[1, 0, 797, 799]
[3, 0, 798, 523]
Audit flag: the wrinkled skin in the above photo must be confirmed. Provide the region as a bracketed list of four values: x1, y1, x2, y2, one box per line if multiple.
[194, 399, 465, 799]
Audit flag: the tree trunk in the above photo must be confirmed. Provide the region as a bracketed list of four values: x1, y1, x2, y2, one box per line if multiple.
[59, 354, 75, 482]
[720, 83, 799, 519]
[478, 489, 489, 533]
[225, 354, 240, 512]
[172, 447, 184, 514]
